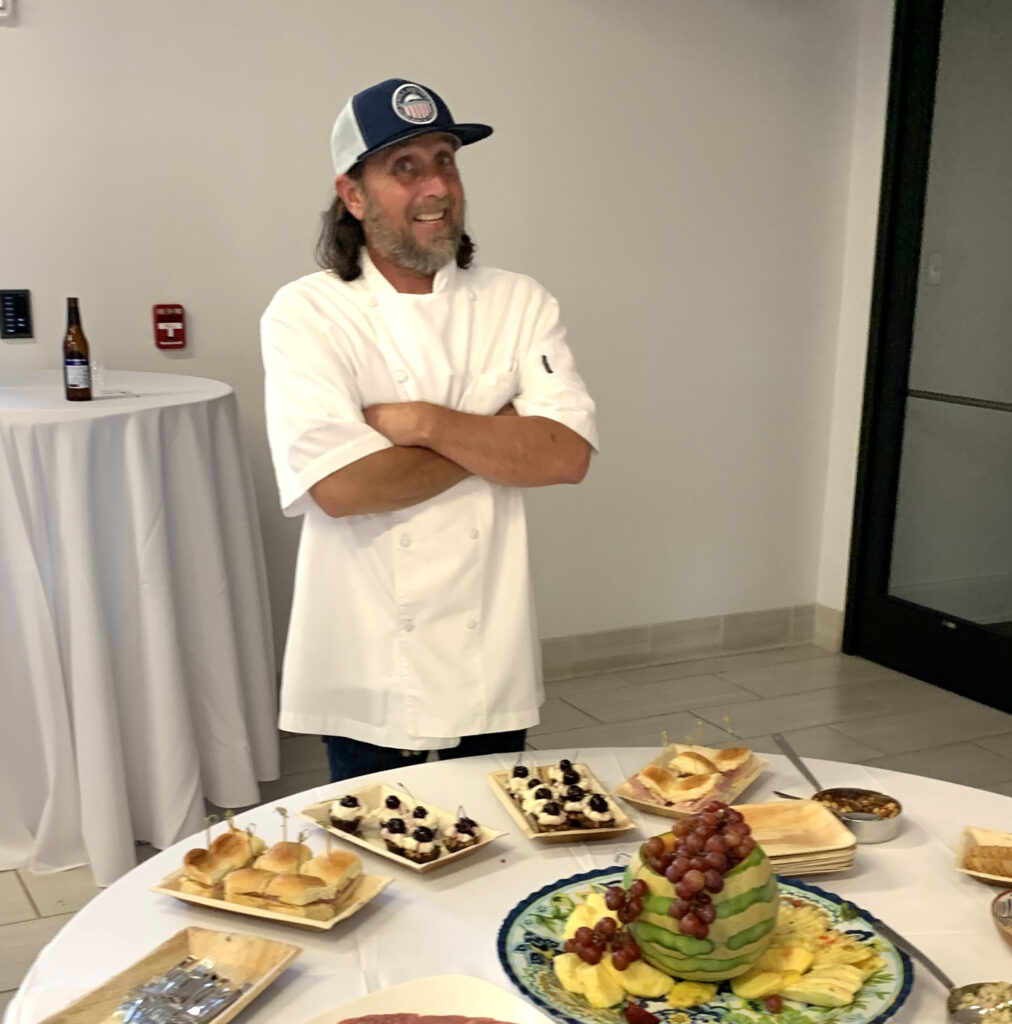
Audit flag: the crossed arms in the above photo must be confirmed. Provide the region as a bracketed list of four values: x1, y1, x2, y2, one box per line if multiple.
[309, 401, 592, 518]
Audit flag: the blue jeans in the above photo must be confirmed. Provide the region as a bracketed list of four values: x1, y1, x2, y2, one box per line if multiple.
[322, 729, 527, 783]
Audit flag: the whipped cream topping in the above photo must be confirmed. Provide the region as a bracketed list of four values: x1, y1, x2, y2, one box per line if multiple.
[330, 800, 361, 822]
[537, 806, 567, 826]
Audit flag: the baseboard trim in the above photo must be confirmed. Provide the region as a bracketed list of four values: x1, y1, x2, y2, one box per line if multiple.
[541, 603, 844, 681]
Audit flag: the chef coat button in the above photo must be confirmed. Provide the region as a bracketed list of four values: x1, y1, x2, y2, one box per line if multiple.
[394, 370, 409, 383]
[403, 620, 415, 632]
[400, 535, 412, 548]
[470, 528, 479, 540]
[466, 619, 477, 630]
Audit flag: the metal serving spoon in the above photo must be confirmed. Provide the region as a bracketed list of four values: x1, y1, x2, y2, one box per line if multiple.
[771, 732, 826, 792]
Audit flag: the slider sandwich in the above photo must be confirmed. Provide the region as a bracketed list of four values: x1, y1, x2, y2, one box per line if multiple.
[253, 840, 313, 875]
[668, 750, 718, 776]
[300, 849, 362, 902]
[209, 827, 267, 872]
[636, 765, 719, 804]
[224, 868, 339, 921]
[179, 848, 232, 897]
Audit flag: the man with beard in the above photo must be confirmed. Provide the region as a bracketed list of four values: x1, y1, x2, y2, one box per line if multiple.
[261, 79, 598, 782]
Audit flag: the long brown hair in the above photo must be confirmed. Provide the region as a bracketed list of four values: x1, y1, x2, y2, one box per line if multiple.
[315, 165, 475, 281]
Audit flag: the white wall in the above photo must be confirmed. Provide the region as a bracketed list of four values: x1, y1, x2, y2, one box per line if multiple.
[0, 1, 893, 658]
[816, 0, 894, 612]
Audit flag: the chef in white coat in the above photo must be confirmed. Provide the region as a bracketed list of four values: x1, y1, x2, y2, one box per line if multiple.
[261, 78, 598, 781]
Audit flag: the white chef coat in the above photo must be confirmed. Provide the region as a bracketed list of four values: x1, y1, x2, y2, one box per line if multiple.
[260, 252, 598, 749]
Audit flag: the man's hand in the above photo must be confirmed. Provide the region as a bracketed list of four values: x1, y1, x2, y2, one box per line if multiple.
[364, 400, 517, 445]
[363, 401, 430, 447]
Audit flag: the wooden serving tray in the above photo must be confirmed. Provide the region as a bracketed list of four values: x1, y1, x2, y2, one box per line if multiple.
[487, 763, 636, 843]
[737, 799, 857, 857]
[298, 783, 505, 874]
[151, 870, 391, 931]
[613, 743, 768, 818]
[37, 926, 300, 1024]
[955, 825, 1012, 886]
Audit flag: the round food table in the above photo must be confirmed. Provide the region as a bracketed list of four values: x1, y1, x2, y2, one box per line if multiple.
[0, 370, 280, 886]
[6, 748, 1010, 1023]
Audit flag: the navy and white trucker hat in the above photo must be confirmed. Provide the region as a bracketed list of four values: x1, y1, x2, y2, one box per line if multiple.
[331, 78, 493, 175]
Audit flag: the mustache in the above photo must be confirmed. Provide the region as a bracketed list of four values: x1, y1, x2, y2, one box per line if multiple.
[411, 198, 456, 217]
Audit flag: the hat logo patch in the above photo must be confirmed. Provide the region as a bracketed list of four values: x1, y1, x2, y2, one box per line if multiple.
[392, 83, 437, 125]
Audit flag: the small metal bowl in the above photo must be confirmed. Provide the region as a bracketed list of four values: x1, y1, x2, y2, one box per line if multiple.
[948, 980, 1012, 1022]
[992, 889, 1012, 949]
[812, 787, 903, 844]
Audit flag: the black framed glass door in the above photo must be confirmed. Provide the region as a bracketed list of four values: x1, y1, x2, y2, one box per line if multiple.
[845, 0, 1012, 712]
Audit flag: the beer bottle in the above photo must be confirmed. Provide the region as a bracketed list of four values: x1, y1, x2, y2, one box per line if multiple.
[63, 297, 92, 401]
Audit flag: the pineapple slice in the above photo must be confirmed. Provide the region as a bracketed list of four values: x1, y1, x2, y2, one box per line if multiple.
[812, 930, 873, 966]
[576, 960, 626, 1008]
[773, 903, 831, 944]
[730, 969, 803, 1000]
[603, 957, 674, 999]
[553, 953, 586, 996]
[562, 895, 619, 940]
[854, 952, 887, 979]
[667, 981, 719, 1008]
[755, 943, 814, 974]
[781, 964, 864, 1008]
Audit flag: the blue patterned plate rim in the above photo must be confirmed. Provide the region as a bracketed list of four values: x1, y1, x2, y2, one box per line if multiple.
[496, 866, 913, 1024]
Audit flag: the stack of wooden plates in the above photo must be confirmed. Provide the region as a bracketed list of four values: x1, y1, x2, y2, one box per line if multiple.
[737, 799, 857, 875]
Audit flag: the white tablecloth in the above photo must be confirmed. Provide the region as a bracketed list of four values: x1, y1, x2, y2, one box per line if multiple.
[6, 749, 1010, 1024]
[0, 370, 280, 886]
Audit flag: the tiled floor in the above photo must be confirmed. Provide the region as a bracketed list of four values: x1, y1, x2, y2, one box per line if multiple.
[3, 644, 1012, 1008]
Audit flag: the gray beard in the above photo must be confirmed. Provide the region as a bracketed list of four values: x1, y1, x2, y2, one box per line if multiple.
[363, 200, 464, 275]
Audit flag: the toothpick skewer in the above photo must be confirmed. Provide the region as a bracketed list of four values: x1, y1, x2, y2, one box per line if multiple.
[225, 809, 236, 831]
[276, 807, 289, 843]
[661, 730, 669, 749]
[203, 814, 219, 848]
[296, 829, 308, 871]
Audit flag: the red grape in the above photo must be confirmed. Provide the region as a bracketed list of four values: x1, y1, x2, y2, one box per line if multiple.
[689, 856, 708, 872]
[699, 812, 720, 829]
[617, 903, 635, 924]
[590, 931, 607, 949]
[668, 898, 690, 919]
[674, 879, 692, 901]
[626, 941, 642, 961]
[611, 949, 631, 971]
[672, 819, 692, 838]
[704, 851, 728, 873]
[679, 912, 700, 935]
[684, 832, 706, 854]
[626, 896, 644, 919]
[703, 799, 724, 813]
[682, 869, 705, 894]
[764, 994, 783, 1013]
[581, 944, 602, 965]
[726, 809, 745, 825]
[564, 938, 578, 954]
[696, 891, 711, 904]
[575, 926, 594, 945]
[643, 836, 665, 858]
[692, 920, 709, 940]
[739, 835, 756, 857]
[595, 916, 617, 938]
[704, 869, 724, 893]
[605, 887, 625, 911]
[623, 1005, 659, 1024]
[629, 879, 648, 898]
[697, 903, 716, 924]
[705, 834, 728, 854]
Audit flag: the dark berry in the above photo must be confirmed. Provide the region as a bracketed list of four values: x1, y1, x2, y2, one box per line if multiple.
[384, 795, 402, 810]
[339, 795, 359, 808]
[562, 769, 581, 786]
[534, 787, 553, 801]
[511, 765, 529, 779]
[385, 817, 406, 834]
[588, 794, 609, 812]
[412, 825, 434, 842]
[565, 785, 585, 801]
[413, 806, 428, 818]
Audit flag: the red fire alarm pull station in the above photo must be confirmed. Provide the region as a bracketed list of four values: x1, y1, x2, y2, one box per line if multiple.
[153, 304, 186, 348]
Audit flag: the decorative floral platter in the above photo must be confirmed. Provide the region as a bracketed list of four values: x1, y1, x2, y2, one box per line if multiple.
[496, 867, 912, 1024]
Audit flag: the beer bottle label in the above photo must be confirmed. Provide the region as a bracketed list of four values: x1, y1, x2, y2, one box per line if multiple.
[65, 357, 91, 389]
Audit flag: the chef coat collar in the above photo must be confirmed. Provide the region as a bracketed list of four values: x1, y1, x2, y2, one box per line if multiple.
[359, 248, 457, 297]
